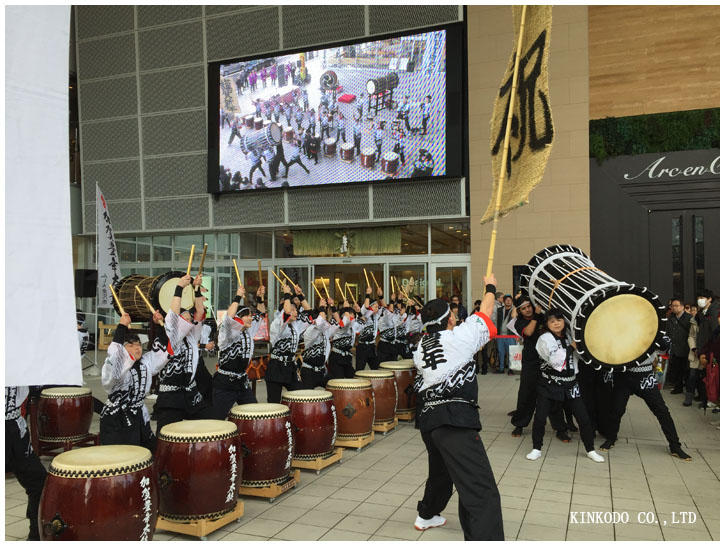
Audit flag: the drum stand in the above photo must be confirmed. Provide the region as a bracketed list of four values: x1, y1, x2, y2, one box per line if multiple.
[155, 502, 244, 540]
[372, 417, 398, 435]
[291, 447, 343, 475]
[335, 431, 375, 451]
[238, 469, 301, 503]
[396, 409, 416, 422]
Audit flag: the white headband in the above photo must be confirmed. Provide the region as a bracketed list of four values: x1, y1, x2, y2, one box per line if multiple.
[423, 305, 451, 329]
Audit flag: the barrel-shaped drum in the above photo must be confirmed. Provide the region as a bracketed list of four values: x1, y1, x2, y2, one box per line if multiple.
[283, 126, 294, 142]
[340, 142, 354, 161]
[254, 117, 263, 130]
[366, 72, 399, 95]
[360, 148, 376, 168]
[326, 379, 374, 439]
[244, 115, 255, 129]
[281, 390, 336, 460]
[381, 152, 399, 175]
[155, 420, 241, 520]
[38, 387, 93, 442]
[324, 138, 337, 156]
[39, 445, 157, 540]
[228, 404, 293, 486]
[354, 370, 397, 424]
[379, 359, 417, 413]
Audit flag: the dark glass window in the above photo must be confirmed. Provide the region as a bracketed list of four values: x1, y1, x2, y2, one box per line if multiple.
[153, 236, 172, 261]
[694, 216, 705, 295]
[431, 223, 470, 254]
[672, 217, 683, 298]
[400, 224, 428, 255]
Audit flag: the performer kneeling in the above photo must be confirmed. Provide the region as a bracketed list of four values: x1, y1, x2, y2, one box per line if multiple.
[413, 274, 504, 540]
[212, 284, 267, 419]
[100, 310, 168, 451]
[526, 309, 604, 463]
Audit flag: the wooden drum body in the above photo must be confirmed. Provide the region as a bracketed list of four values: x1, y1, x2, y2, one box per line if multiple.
[340, 143, 354, 161]
[244, 115, 255, 129]
[228, 404, 293, 487]
[283, 126, 294, 142]
[360, 148, 376, 168]
[38, 387, 92, 443]
[39, 445, 157, 540]
[326, 379, 374, 439]
[281, 390, 336, 460]
[324, 138, 337, 156]
[381, 152, 399, 175]
[254, 117, 263, 130]
[379, 359, 417, 413]
[355, 370, 397, 425]
[155, 420, 241, 520]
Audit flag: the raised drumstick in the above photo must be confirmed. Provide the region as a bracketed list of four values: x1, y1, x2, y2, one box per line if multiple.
[198, 243, 208, 275]
[186, 245, 195, 276]
[109, 284, 125, 315]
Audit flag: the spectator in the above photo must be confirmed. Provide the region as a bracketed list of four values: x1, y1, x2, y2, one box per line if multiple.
[692, 289, 719, 409]
[451, 295, 468, 321]
[494, 295, 516, 374]
[666, 298, 691, 394]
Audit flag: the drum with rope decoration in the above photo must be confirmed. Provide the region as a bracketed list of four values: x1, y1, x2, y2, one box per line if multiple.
[519, 245, 667, 371]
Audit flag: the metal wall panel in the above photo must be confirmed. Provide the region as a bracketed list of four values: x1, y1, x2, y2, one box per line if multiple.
[81, 119, 139, 161]
[145, 197, 210, 230]
[79, 76, 138, 122]
[205, 5, 265, 16]
[372, 179, 462, 218]
[288, 185, 369, 222]
[77, 34, 136, 80]
[76, 5, 134, 40]
[141, 110, 207, 156]
[213, 191, 286, 226]
[138, 22, 204, 71]
[84, 199, 143, 233]
[82, 160, 142, 203]
[206, 8, 280, 61]
[139, 66, 206, 114]
[137, 6, 202, 28]
[368, 5, 461, 34]
[143, 154, 207, 198]
[281, 5, 365, 49]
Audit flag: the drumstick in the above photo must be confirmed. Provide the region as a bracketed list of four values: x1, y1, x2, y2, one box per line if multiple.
[321, 278, 331, 300]
[198, 243, 208, 275]
[232, 258, 242, 286]
[186, 245, 195, 276]
[335, 278, 345, 301]
[363, 268, 370, 289]
[312, 283, 324, 302]
[109, 284, 125, 315]
[345, 282, 355, 303]
[390, 276, 395, 296]
[270, 269, 286, 287]
[135, 286, 164, 326]
[371, 272, 381, 292]
[257, 259, 264, 288]
[279, 269, 298, 288]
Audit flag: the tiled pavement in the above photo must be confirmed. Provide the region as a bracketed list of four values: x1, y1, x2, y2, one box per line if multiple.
[5, 359, 720, 541]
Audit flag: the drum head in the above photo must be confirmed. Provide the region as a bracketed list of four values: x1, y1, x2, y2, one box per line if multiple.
[383, 152, 399, 161]
[366, 80, 376, 95]
[281, 390, 332, 402]
[355, 370, 394, 379]
[325, 138, 336, 145]
[584, 294, 659, 365]
[326, 378, 372, 390]
[159, 419, 237, 441]
[41, 386, 91, 398]
[50, 445, 152, 476]
[362, 147, 376, 155]
[341, 143, 354, 150]
[380, 360, 415, 370]
[268, 123, 282, 144]
[152, 272, 194, 314]
[229, 403, 289, 418]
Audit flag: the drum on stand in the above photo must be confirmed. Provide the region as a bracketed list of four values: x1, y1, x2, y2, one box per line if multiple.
[323, 138, 337, 156]
[340, 142, 354, 162]
[37, 387, 93, 443]
[360, 147, 376, 168]
[354, 370, 397, 425]
[326, 378, 374, 439]
[520, 244, 667, 369]
[244, 115, 255, 129]
[228, 403, 293, 487]
[283, 126, 294, 142]
[240, 124, 283, 155]
[379, 359, 417, 414]
[113, 271, 195, 322]
[155, 420, 241, 520]
[281, 390, 336, 460]
[381, 152, 399, 175]
[254, 117, 263, 130]
[263, 120, 272, 130]
[366, 72, 399, 95]
[39, 445, 157, 540]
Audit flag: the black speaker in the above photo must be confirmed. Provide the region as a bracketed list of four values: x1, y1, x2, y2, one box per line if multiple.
[277, 64, 287, 86]
[74, 269, 97, 298]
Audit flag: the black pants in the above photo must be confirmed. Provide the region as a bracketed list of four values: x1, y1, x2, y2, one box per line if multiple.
[418, 426, 504, 541]
[422, 116, 429, 135]
[155, 404, 216, 436]
[377, 341, 398, 364]
[577, 364, 597, 430]
[355, 343, 379, 371]
[532, 390, 595, 452]
[605, 372, 681, 449]
[328, 352, 354, 379]
[212, 385, 257, 420]
[100, 411, 156, 453]
[375, 141, 382, 162]
[228, 128, 241, 145]
[6, 421, 46, 540]
[668, 355, 689, 389]
[266, 378, 304, 404]
[686, 368, 706, 398]
[354, 135, 361, 155]
[511, 362, 566, 431]
[301, 367, 327, 389]
[285, 157, 310, 176]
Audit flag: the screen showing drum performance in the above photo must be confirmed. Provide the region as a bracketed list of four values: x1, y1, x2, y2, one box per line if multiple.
[209, 26, 464, 194]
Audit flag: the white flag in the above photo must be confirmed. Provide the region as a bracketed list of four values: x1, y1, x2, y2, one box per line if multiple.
[96, 184, 121, 308]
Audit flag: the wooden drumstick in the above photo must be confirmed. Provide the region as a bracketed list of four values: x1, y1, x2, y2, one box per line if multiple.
[345, 282, 355, 303]
[312, 283, 324, 302]
[257, 259, 264, 288]
[390, 275, 395, 296]
[270, 269, 286, 287]
[232, 258, 242, 286]
[372, 272, 381, 292]
[363, 268, 370, 289]
[321, 278, 331, 300]
[197, 243, 208, 275]
[135, 285, 164, 326]
[279, 269, 298, 289]
[335, 278, 345, 301]
[109, 284, 125, 315]
[186, 245, 195, 276]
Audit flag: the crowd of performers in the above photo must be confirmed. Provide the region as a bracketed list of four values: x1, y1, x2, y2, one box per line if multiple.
[7, 270, 707, 541]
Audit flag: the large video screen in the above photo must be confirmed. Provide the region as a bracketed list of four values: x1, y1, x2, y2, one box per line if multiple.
[208, 25, 465, 193]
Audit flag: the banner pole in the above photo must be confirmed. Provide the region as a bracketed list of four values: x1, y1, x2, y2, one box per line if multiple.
[94, 183, 99, 368]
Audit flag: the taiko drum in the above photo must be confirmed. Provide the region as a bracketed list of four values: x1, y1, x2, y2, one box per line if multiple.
[37, 387, 93, 442]
[326, 378, 374, 439]
[281, 390, 336, 460]
[228, 403, 293, 486]
[39, 445, 157, 540]
[155, 420, 241, 520]
[379, 359, 417, 413]
[355, 369, 397, 424]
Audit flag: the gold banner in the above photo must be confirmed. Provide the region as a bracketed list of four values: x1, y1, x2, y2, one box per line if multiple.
[481, 5, 555, 224]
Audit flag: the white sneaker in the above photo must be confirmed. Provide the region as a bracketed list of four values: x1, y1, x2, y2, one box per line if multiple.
[526, 449, 542, 461]
[414, 515, 446, 531]
[587, 450, 605, 463]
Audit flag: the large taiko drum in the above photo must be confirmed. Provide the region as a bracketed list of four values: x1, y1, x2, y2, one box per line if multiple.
[281, 390, 336, 460]
[240, 124, 283, 154]
[283, 126, 294, 142]
[326, 379, 374, 439]
[155, 420, 241, 520]
[254, 117, 263, 130]
[366, 72, 399, 95]
[379, 359, 417, 414]
[324, 138, 337, 156]
[39, 445, 157, 540]
[521, 244, 668, 369]
[244, 115, 255, 129]
[354, 370, 397, 425]
[228, 403, 293, 487]
[37, 387, 92, 443]
[340, 142, 354, 161]
[381, 152, 399, 175]
[360, 147, 376, 168]
[112, 271, 195, 321]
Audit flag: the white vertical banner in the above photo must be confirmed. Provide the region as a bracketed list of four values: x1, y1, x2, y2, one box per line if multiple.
[5, 6, 81, 386]
[96, 184, 121, 309]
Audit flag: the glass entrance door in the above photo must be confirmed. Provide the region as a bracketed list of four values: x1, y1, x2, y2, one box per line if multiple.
[432, 264, 469, 310]
[314, 265, 373, 304]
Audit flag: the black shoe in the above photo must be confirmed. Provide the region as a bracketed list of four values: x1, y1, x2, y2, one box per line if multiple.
[507, 410, 516, 417]
[507, 370, 514, 375]
[511, 427, 523, 437]
[494, 369, 504, 374]
[567, 422, 578, 433]
[670, 446, 692, 461]
[599, 439, 615, 451]
[699, 401, 708, 409]
[480, 368, 488, 375]
[556, 430, 571, 443]
[670, 387, 684, 395]
[683, 392, 693, 406]
[694, 395, 704, 402]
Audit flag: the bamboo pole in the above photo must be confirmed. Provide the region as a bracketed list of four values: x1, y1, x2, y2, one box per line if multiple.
[198, 243, 208, 275]
[232, 258, 242, 286]
[257, 260, 264, 287]
[109, 284, 125, 315]
[186, 245, 196, 275]
[486, 5, 527, 284]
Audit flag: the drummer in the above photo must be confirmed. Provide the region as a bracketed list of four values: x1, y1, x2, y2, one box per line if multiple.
[355, 286, 384, 371]
[212, 283, 267, 419]
[404, 303, 423, 359]
[300, 298, 336, 389]
[378, 295, 406, 363]
[99, 309, 169, 451]
[266, 283, 313, 403]
[154, 273, 215, 434]
[328, 299, 363, 379]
